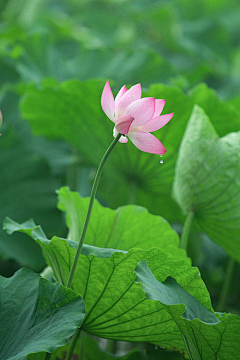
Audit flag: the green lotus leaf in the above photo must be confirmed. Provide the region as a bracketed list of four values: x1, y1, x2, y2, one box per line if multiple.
[173, 105, 240, 262]
[0, 268, 85, 360]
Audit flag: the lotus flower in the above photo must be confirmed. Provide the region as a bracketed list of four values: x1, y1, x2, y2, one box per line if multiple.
[101, 79, 174, 154]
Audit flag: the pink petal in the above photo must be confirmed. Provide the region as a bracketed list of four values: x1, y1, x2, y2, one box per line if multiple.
[128, 131, 166, 154]
[140, 113, 174, 132]
[115, 83, 142, 118]
[153, 99, 165, 117]
[115, 114, 134, 134]
[115, 85, 127, 109]
[127, 98, 155, 128]
[101, 79, 115, 122]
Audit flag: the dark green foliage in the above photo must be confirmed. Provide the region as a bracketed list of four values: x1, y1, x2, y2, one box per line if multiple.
[1, 0, 240, 358]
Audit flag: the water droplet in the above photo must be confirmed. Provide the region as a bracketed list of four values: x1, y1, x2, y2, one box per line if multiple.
[160, 160, 164, 164]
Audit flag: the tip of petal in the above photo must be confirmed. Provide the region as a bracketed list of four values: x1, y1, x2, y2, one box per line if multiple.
[101, 79, 115, 122]
[159, 147, 167, 155]
[128, 131, 167, 155]
[154, 99, 165, 117]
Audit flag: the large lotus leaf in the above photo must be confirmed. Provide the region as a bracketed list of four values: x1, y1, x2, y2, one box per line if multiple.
[3, 217, 214, 354]
[173, 105, 240, 262]
[20, 79, 191, 223]
[135, 259, 240, 360]
[57, 186, 187, 260]
[20, 79, 240, 223]
[0, 268, 85, 360]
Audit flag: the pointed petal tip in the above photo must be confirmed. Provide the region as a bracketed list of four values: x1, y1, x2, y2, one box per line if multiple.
[128, 131, 166, 154]
[101, 79, 115, 122]
[158, 147, 167, 155]
[140, 111, 174, 133]
[153, 99, 165, 117]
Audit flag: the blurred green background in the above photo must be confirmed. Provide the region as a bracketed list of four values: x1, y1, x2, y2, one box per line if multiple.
[0, 0, 240, 314]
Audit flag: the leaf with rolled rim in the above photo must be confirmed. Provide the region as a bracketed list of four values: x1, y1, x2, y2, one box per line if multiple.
[173, 105, 240, 262]
[135, 259, 240, 360]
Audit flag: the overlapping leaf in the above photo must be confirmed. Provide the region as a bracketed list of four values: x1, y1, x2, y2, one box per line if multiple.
[135, 259, 240, 360]
[173, 105, 240, 262]
[0, 268, 85, 360]
[4, 217, 214, 354]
